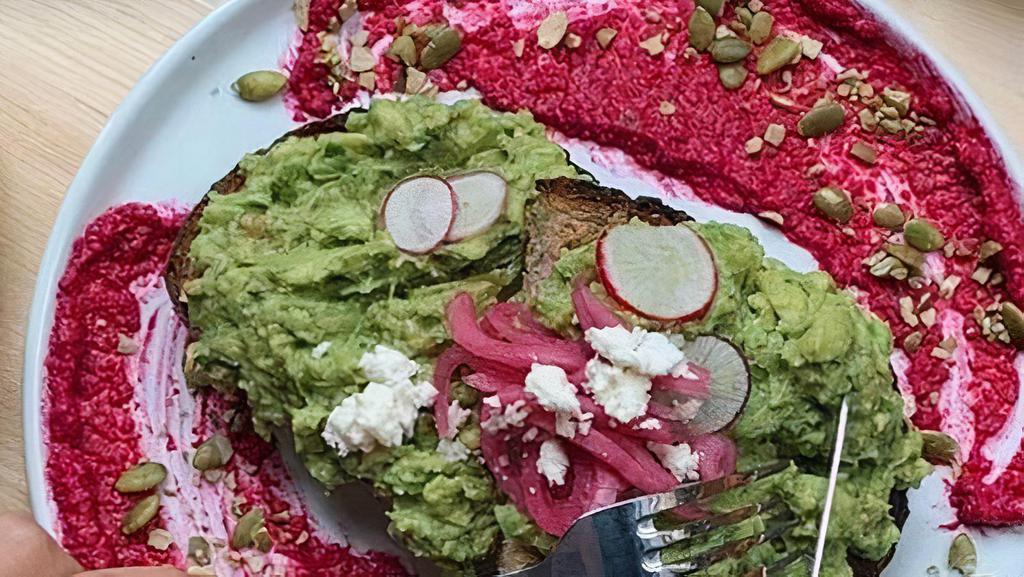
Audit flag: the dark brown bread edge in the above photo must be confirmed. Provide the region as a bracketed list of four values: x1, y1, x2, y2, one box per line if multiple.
[162, 118, 903, 577]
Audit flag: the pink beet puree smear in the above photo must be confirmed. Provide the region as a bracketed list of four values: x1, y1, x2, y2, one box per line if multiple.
[43, 203, 406, 575]
[286, 0, 1024, 525]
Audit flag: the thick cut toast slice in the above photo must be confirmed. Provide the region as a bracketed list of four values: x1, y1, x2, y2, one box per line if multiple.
[163, 117, 901, 577]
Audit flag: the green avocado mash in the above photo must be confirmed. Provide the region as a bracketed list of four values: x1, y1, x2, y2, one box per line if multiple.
[185, 97, 577, 571]
[529, 221, 930, 576]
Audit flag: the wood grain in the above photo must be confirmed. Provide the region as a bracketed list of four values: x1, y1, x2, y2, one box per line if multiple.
[0, 0, 1021, 515]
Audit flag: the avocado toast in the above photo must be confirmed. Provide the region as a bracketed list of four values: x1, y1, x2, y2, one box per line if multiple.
[166, 97, 927, 576]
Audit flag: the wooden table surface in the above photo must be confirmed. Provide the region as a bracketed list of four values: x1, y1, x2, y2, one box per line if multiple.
[0, 0, 1022, 515]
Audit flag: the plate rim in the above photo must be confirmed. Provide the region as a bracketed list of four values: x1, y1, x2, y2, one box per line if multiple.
[21, 0, 1024, 542]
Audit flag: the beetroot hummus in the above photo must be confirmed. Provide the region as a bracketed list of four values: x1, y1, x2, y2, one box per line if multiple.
[284, 0, 1024, 527]
[43, 203, 406, 575]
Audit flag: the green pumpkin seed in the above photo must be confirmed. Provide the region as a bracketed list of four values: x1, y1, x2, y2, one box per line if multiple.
[232, 507, 265, 549]
[872, 203, 905, 230]
[735, 7, 753, 28]
[921, 430, 960, 467]
[813, 187, 853, 224]
[711, 37, 751, 63]
[115, 462, 167, 493]
[688, 7, 715, 52]
[696, 0, 725, 17]
[122, 495, 160, 535]
[797, 102, 845, 137]
[947, 533, 977, 576]
[756, 36, 800, 75]
[388, 35, 417, 66]
[458, 425, 481, 451]
[904, 219, 945, 252]
[717, 63, 748, 90]
[748, 11, 774, 44]
[884, 242, 925, 273]
[421, 26, 461, 70]
[1001, 302, 1024, 349]
[193, 434, 234, 471]
[232, 71, 287, 102]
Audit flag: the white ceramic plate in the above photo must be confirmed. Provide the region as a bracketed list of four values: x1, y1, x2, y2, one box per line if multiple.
[22, 0, 1024, 575]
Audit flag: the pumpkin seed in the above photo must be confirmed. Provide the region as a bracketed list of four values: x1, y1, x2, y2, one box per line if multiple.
[115, 462, 167, 493]
[388, 35, 417, 66]
[193, 434, 234, 471]
[797, 102, 845, 137]
[232, 71, 287, 102]
[537, 11, 568, 49]
[921, 430, 960, 467]
[748, 11, 774, 44]
[884, 242, 925, 273]
[458, 425, 481, 451]
[904, 219, 945, 252]
[421, 26, 461, 70]
[812, 186, 853, 223]
[232, 507, 265, 549]
[756, 36, 800, 74]
[253, 527, 273, 552]
[872, 203, 905, 229]
[735, 7, 753, 28]
[979, 239, 1003, 261]
[711, 37, 751, 63]
[1001, 302, 1024, 349]
[688, 7, 716, 51]
[122, 495, 160, 535]
[904, 331, 924, 352]
[869, 256, 902, 278]
[696, 0, 725, 17]
[947, 533, 977, 576]
[717, 63, 748, 90]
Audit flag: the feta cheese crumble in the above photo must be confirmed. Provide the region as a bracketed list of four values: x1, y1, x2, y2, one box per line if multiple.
[537, 439, 571, 486]
[445, 400, 473, 439]
[482, 399, 531, 432]
[584, 357, 652, 422]
[437, 438, 471, 463]
[524, 363, 581, 414]
[311, 341, 332, 359]
[322, 346, 436, 456]
[637, 418, 662, 430]
[585, 325, 685, 376]
[358, 344, 419, 384]
[648, 442, 700, 482]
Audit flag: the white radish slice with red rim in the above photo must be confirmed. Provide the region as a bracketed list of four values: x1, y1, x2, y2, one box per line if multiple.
[679, 336, 750, 435]
[446, 171, 508, 241]
[382, 176, 455, 254]
[597, 223, 717, 321]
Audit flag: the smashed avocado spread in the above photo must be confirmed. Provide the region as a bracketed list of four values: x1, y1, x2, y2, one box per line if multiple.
[185, 97, 577, 571]
[531, 221, 930, 577]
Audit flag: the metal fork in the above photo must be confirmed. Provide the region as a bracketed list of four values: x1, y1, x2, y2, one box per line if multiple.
[491, 396, 852, 577]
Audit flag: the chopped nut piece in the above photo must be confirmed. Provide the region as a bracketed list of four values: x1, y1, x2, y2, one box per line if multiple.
[858, 83, 875, 98]
[882, 87, 912, 117]
[749, 0, 765, 11]
[939, 275, 962, 299]
[512, 38, 525, 58]
[899, 296, 919, 327]
[117, 333, 140, 355]
[537, 11, 568, 50]
[148, 528, 174, 551]
[659, 101, 676, 116]
[293, 0, 310, 31]
[884, 243, 924, 272]
[991, 272, 1005, 286]
[596, 27, 618, 49]
[348, 45, 375, 73]
[338, 0, 357, 21]
[979, 239, 1003, 261]
[800, 36, 823, 59]
[405, 66, 428, 94]
[640, 33, 667, 56]
[564, 32, 582, 48]
[919, 308, 937, 328]
[850, 140, 877, 165]
[350, 29, 369, 47]
[1002, 302, 1024, 348]
[745, 136, 765, 155]
[758, 211, 785, 226]
[972, 266, 993, 285]
[358, 71, 375, 91]
[904, 331, 924, 352]
[763, 123, 786, 146]
[869, 256, 902, 278]
[837, 83, 853, 97]
[930, 347, 951, 360]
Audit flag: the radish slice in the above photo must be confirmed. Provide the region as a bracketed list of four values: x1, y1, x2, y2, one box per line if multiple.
[597, 224, 717, 321]
[446, 171, 507, 241]
[382, 176, 455, 254]
[432, 345, 475, 439]
[679, 337, 750, 435]
[689, 434, 738, 481]
[571, 275, 628, 331]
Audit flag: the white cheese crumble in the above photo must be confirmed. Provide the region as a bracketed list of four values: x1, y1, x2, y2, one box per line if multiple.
[584, 357, 652, 422]
[524, 364, 581, 414]
[537, 439, 571, 486]
[585, 325, 685, 376]
[482, 399, 531, 432]
[322, 346, 436, 456]
[311, 341, 332, 359]
[358, 344, 419, 384]
[648, 442, 700, 482]
[637, 418, 662, 430]
[555, 410, 594, 439]
[445, 400, 473, 439]
[669, 398, 703, 423]
[437, 438, 471, 463]
[523, 427, 540, 443]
